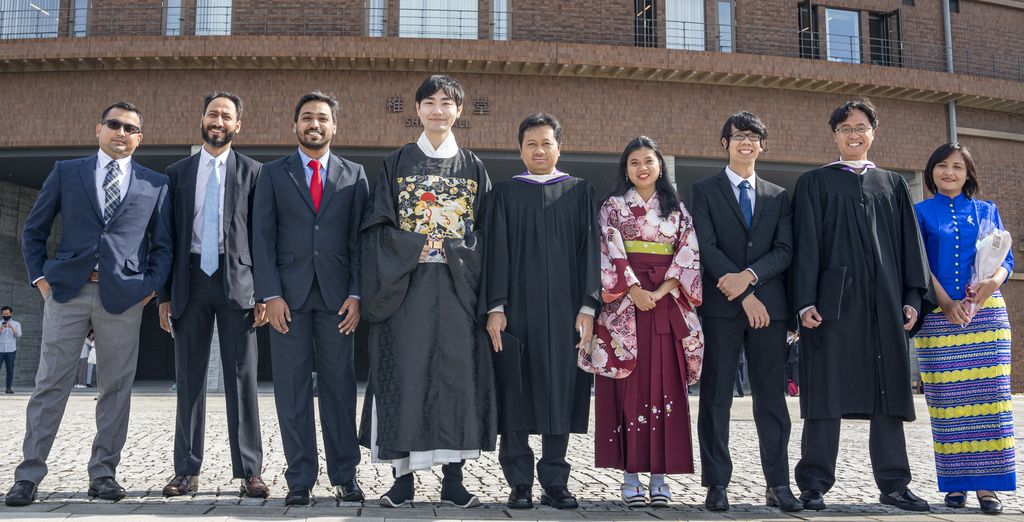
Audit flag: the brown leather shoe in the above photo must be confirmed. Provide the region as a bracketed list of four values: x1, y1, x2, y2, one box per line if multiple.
[162, 475, 198, 497]
[240, 475, 269, 498]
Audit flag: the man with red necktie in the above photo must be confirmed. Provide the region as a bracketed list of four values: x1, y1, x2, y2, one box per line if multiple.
[252, 91, 368, 506]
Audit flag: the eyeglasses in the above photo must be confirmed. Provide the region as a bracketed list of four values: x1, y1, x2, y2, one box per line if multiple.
[834, 126, 872, 136]
[101, 119, 141, 135]
[729, 133, 762, 143]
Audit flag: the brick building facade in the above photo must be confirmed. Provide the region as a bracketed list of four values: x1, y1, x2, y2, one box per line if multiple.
[0, 0, 1021, 390]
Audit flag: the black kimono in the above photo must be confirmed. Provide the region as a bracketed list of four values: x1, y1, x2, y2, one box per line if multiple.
[482, 176, 601, 435]
[358, 144, 497, 465]
[790, 165, 930, 421]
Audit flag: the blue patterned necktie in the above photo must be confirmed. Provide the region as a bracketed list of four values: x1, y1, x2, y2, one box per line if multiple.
[102, 160, 122, 223]
[738, 179, 753, 228]
[200, 158, 221, 276]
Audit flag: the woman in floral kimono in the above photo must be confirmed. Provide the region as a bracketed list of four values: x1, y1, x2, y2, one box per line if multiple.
[586, 136, 703, 507]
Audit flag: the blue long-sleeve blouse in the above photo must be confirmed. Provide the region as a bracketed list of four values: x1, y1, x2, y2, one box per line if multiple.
[915, 193, 1014, 301]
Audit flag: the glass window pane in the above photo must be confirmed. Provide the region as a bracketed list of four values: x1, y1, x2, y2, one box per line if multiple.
[666, 0, 705, 51]
[196, 0, 232, 36]
[825, 8, 860, 63]
[399, 0, 477, 39]
[718, 0, 733, 52]
[492, 0, 507, 41]
[0, 0, 60, 39]
[72, 0, 87, 37]
[368, 0, 384, 37]
[164, 0, 181, 36]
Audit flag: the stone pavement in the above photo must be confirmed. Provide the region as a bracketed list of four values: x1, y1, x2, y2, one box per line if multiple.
[0, 386, 1020, 521]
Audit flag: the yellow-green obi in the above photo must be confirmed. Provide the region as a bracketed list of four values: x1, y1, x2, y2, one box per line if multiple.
[623, 240, 673, 255]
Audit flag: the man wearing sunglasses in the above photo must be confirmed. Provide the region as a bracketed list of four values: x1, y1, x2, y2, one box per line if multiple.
[6, 102, 172, 507]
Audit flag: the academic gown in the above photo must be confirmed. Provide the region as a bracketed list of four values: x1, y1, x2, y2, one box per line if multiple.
[790, 165, 930, 421]
[482, 176, 602, 435]
[358, 144, 497, 457]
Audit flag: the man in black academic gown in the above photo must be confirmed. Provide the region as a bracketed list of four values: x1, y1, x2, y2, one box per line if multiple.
[358, 75, 496, 508]
[691, 111, 801, 513]
[483, 113, 601, 510]
[790, 100, 931, 512]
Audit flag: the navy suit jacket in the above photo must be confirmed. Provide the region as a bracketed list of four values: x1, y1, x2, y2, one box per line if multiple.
[160, 150, 263, 318]
[22, 155, 173, 314]
[252, 151, 368, 311]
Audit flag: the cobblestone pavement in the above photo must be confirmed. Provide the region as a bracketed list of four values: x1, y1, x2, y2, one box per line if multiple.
[0, 387, 1020, 521]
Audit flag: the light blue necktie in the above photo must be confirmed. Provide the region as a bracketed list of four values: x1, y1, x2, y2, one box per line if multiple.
[738, 180, 753, 228]
[200, 158, 220, 276]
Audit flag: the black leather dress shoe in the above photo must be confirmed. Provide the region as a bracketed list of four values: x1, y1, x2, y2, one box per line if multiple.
[336, 479, 364, 502]
[540, 486, 579, 509]
[285, 485, 311, 506]
[87, 476, 126, 501]
[943, 491, 967, 508]
[800, 489, 826, 511]
[766, 485, 803, 512]
[162, 475, 198, 497]
[507, 484, 533, 509]
[4, 480, 37, 506]
[879, 487, 930, 512]
[977, 492, 1002, 514]
[704, 485, 729, 511]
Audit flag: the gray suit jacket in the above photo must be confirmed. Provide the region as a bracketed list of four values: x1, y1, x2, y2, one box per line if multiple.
[160, 150, 263, 318]
[252, 151, 368, 310]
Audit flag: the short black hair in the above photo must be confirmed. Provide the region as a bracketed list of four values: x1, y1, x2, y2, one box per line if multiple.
[517, 113, 562, 146]
[203, 91, 244, 119]
[829, 99, 878, 131]
[924, 142, 980, 199]
[415, 75, 465, 106]
[293, 91, 339, 122]
[100, 102, 143, 127]
[1, 306, 11, 314]
[721, 111, 769, 151]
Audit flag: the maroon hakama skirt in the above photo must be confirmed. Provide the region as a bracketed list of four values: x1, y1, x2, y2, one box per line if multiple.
[594, 252, 694, 474]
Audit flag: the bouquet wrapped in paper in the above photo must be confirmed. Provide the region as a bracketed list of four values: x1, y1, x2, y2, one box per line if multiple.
[963, 218, 1012, 318]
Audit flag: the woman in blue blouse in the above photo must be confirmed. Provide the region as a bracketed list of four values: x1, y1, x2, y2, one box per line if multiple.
[912, 143, 1015, 514]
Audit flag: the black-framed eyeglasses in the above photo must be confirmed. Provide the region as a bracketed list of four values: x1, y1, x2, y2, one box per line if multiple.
[101, 119, 141, 135]
[834, 125, 872, 136]
[729, 133, 762, 143]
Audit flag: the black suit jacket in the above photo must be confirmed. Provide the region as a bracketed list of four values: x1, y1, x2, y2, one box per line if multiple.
[690, 169, 793, 319]
[252, 151, 368, 311]
[159, 149, 262, 318]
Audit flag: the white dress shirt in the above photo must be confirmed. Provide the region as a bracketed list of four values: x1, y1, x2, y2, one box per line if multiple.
[724, 165, 757, 214]
[190, 148, 230, 254]
[95, 149, 131, 211]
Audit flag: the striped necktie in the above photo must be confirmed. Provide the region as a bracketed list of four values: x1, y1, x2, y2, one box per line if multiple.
[103, 160, 122, 223]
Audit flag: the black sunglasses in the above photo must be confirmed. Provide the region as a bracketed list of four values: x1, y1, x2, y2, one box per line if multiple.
[101, 119, 141, 135]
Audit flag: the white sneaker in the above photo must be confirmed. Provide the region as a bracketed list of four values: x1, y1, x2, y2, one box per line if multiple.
[650, 484, 671, 507]
[74, 384, 86, 389]
[620, 484, 647, 507]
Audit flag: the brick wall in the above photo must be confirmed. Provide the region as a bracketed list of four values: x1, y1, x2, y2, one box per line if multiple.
[506, 1, 636, 46]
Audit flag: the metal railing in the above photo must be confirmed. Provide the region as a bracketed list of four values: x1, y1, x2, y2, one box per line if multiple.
[0, 5, 1021, 83]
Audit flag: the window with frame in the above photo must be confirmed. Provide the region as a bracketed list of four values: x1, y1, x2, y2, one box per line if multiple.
[665, 0, 705, 50]
[399, 0, 478, 39]
[718, 0, 734, 52]
[164, 0, 182, 36]
[634, 0, 657, 48]
[196, 0, 232, 36]
[825, 8, 860, 63]
[368, 0, 384, 36]
[0, 0, 59, 39]
[492, 0, 508, 40]
[72, 0, 87, 37]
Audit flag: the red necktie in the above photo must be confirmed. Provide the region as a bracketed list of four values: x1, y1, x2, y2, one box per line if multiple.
[308, 159, 322, 212]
